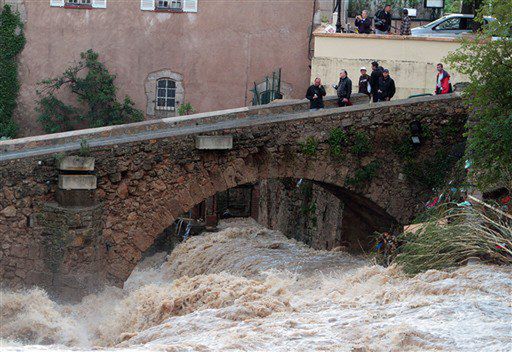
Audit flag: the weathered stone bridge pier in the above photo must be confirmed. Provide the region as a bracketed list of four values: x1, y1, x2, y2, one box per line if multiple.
[0, 93, 467, 300]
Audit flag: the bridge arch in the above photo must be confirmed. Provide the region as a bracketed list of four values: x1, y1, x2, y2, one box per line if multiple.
[103, 148, 409, 286]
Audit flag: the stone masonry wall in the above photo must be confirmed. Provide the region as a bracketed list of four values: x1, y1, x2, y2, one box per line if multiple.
[0, 94, 467, 299]
[258, 179, 345, 250]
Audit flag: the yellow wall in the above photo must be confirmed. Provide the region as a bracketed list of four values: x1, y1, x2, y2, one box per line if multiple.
[312, 33, 464, 99]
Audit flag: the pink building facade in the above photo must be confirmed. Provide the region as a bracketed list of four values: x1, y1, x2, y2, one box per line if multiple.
[8, 0, 314, 135]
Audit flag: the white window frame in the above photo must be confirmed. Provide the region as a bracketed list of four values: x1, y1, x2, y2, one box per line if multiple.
[156, 0, 182, 11]
[141, 0, 197, 12]
[66, 0, 92, 5]
[51, 0, 107, 8]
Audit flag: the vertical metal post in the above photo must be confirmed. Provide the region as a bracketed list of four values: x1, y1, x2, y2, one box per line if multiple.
[277, 68, 282, 97]
[336, 0, 342, 33]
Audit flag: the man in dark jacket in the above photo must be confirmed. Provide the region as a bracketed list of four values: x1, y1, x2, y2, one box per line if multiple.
[375, 4, 392, 34]
[334, 70, 352, 107]
[370, 61, 383, 102]
[377, 69, 396, 102]
[306, 77, 326, 110]
[355, 10, 372, 34]
[358, 67, 371, 99]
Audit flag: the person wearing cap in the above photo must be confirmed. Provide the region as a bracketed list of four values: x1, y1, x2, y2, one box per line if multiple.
[358, 67, 371, 99]
[370, 61, 384, 103]
[377, 69, 396, 102]
[333, 70, 352, 107]
[400, 8, 412, 35]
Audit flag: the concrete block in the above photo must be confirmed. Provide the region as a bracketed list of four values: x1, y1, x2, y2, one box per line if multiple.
[58, 175, 97, 190]
[57, 156, 95, 171]
[195, 135, 233, 150]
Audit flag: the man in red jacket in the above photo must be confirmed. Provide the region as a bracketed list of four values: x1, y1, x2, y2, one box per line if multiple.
[435, 63, 452, 95]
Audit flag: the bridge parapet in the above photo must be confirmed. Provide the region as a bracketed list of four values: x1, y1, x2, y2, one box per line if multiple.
[0, 94, 368, 157]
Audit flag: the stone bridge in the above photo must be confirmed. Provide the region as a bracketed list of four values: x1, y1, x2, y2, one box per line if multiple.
[0, 93, 467, 300]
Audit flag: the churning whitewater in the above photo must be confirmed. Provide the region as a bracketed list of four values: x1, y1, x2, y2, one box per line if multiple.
[1, 218, 511, 351]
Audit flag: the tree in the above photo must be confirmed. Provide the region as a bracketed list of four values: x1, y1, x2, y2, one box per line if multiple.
[0, 5, 25, 139]
[460, 0, 484, 14]
[446, 0, 512, 191]
[37, 49, 143, 133]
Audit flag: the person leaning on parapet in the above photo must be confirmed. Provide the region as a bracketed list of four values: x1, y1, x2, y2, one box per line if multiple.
[399, 8, 411, 35]
[377, 69, 396, 102]
[358, 67, 371, 99]
[374, 4, 392, 35]
[333, 70, 352, 107]
[370, 61, 384, 103]
[355, 10, 372, 34]
[306, 77, 327, 110]
[435, 63, 453, 95]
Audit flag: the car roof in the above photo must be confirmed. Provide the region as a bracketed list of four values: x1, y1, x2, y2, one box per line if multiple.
[443, 13, 495, 20]
[444, 14, 475, 18]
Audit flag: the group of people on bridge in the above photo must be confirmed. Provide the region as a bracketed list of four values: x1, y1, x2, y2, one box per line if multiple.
[306, 62, 452, 110]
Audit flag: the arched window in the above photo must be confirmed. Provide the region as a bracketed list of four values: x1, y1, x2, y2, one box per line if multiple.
[156, 79, 176, 111]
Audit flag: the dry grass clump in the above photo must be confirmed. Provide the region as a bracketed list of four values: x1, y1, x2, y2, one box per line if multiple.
[394, 205, 512, 275]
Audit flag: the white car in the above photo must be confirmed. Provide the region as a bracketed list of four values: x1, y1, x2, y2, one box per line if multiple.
[411, 14, 496, 38]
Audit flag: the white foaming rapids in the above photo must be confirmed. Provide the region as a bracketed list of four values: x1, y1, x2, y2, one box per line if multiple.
[1, 218, 511, 351]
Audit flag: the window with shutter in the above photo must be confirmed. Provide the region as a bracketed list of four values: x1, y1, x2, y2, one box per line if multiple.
[156, 0, 182, 10]
[141, 0, 155, 11]
[66, 0, 92, 6]
[183, 0, 197, 12]
[50, 0, 65, 6]
[92, 0, 107, 8]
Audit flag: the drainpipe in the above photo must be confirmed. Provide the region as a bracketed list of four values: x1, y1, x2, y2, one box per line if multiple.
[335, 0, 342, 33]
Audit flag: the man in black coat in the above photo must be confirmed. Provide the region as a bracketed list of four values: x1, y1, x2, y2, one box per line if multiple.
[334, 70, 352, 107]
[377, 69, 396, 102]
[375, 4, 392, 34]
[306, 77, 326, 110]
[370, 61, 383, 103]
[355, 10, 372, 34]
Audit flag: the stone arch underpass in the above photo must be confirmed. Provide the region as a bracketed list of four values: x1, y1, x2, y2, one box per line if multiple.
[0, 93, 467, 300]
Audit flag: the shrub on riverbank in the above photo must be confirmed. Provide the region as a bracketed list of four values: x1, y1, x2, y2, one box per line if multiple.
[394, 206, 512, 275]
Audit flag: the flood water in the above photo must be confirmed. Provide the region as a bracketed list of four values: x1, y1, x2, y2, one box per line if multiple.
[1, 218, 511, 351]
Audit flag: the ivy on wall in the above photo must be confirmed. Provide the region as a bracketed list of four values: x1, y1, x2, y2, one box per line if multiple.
[0, 4, 25, 139]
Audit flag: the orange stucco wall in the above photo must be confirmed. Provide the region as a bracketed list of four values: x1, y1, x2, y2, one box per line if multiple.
[15, 1, 313, 136]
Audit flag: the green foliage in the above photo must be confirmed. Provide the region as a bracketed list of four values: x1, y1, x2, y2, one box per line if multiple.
[392, 135, 416, 160]
[346, 160, 380, 186]
[0, 5, 25, 138]
[178, 102, 195, 116]
[446, 0, 512, 191]
[350, 129, 372, 157]
[444, 0, 463, 12]
[300, 136, 319, 156]
[394, 206, 512, 275]
[403, 149, 454, 189]
[78, 139, 91, 157]
[328, 127, 348, 157]
[37, 49, 143, 134]
[387, 123, 461, 190]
